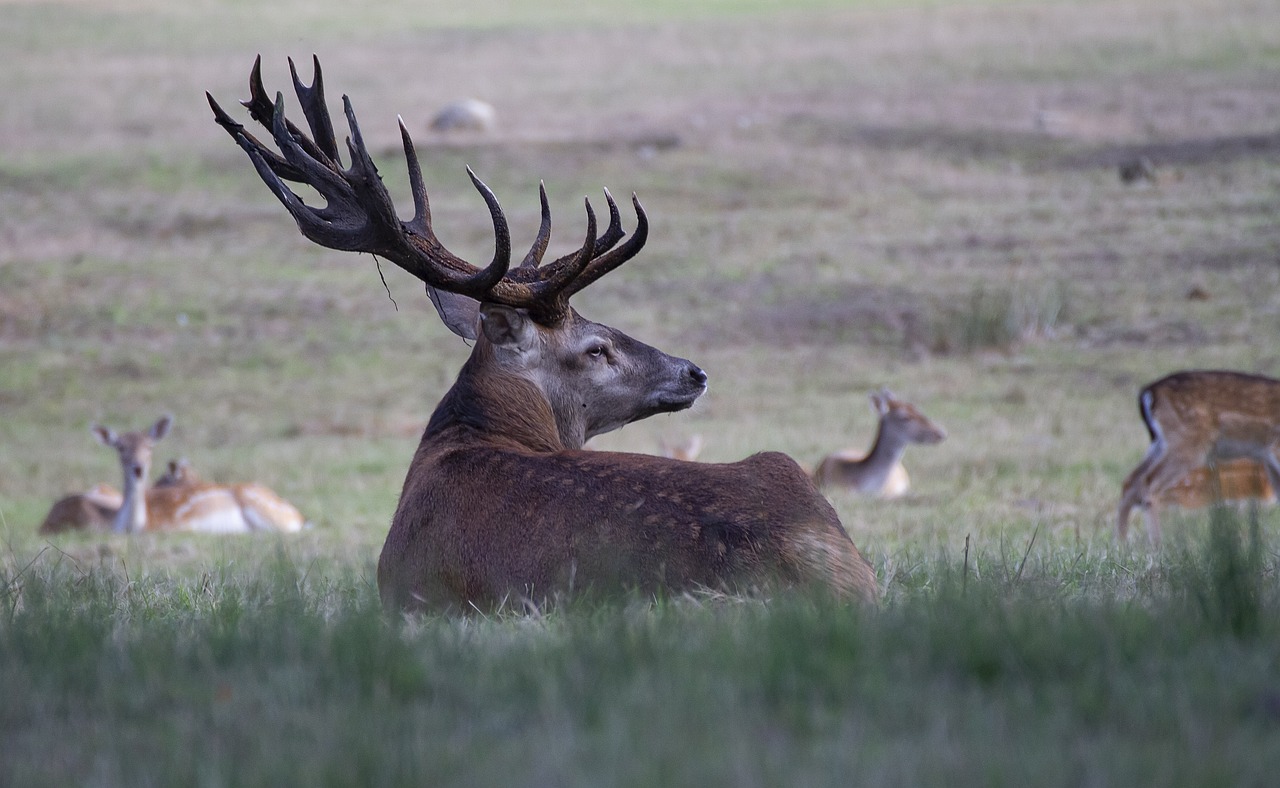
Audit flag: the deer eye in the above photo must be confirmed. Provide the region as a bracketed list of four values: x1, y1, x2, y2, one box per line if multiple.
[586, 344, 608, 359]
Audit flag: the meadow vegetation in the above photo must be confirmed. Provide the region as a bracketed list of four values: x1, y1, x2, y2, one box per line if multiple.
[3, 0, 1280, 783]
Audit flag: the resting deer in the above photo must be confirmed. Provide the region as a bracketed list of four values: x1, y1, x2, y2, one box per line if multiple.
[209, 56, 878, 611]
[152, 458, 307, 533]
[812, 389, 946, 497]
[38, 483, 123, 534]
[1118, 370, 1280, 543]
[93, 416, 306, 534]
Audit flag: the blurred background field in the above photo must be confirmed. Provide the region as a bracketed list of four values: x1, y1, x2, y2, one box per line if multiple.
[2, 0, 1280, 783]
[4, 0, 1279, 565]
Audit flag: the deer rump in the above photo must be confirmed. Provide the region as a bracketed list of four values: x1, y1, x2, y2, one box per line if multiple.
[381, 447, 873, 611]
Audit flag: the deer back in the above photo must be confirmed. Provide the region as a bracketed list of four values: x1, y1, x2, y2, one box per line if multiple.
[38, 489, 120, 534]
[380, 445, 877, 611]
[1142, 370, 1280, 451]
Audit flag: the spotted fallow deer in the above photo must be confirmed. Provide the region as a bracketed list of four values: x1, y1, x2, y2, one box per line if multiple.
[208, 56, 878, 611]
[149, 458, 307, 533]
[812, 389, 946, 497]
[37, 454, 219, 534]
[93, 416, 305, 534]
[1118, 370, 1280, 543]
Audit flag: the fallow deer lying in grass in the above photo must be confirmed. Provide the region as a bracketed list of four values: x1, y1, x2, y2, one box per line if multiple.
[38, 483, 123, 534]
[209, 56, 878, 611]
[90, 415, 305, 534]
[150, 457, 307, 533]
[1118, 370, 1280, 543]
[812, 389, 946, 497]
[38, 452, 212, 534]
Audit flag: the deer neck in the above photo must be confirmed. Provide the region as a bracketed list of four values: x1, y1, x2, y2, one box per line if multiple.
[113, 469, 148, 534]
[424, 348, 566, 453]
[857, 420, 910, 483]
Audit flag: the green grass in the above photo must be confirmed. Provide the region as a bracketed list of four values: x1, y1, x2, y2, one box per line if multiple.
[3, 522, 1279, 786]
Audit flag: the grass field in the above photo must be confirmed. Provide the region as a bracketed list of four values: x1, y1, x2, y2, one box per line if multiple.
[3, 0, 1280, 783]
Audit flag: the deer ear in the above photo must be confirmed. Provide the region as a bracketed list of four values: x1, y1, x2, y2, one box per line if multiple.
[427, 286, 480, 341]
[91, 424, 117, 447]
[149, 414, 173, 441]
[869, 390, 889, 415]
[479, 303, 537, 351]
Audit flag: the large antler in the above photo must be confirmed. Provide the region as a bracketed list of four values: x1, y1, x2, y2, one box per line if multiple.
[207, 55, 648, 325]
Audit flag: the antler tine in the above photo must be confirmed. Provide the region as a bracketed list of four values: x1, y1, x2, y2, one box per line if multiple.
[461, 167, 513, 286]
[540, 188, 625, 272]
[560, 193, 649, 299]
[345, 100, 512, 294]
[211, 89, 341, 234]
[288, 55, 341, 164]
[269, 92, 392, 249]
[209, 90, 313, 183]
[519, 183, 553, 269]
[241, 55, 336, 179]
[399, 115, 432, 232]
[526, 196, 597, 313]
[596, 188, 626, 254]
[399, 121, 510, 292]
[213, 57, 656, 318]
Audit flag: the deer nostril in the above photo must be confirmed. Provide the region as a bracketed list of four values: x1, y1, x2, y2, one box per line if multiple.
[688, 364, 708, 387]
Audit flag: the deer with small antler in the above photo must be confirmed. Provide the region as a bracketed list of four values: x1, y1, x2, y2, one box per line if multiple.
[208, 56, 878, 611]
[1118, 370, 1280, 543]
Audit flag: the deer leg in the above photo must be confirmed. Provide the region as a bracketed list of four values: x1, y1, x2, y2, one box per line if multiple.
[1134, 449, 1205, 546]
[1145, 500, 1164, 547]
[1118, 442, 1163, 540]
[1259, 449, 1280, 506]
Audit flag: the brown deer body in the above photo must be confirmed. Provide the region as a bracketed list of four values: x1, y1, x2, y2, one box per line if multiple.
[38, 484, 123, 534]
[813, 390, 946, 497]
[146, 459, 307, 534]
[210, 57, 878, 611]
[1157, 459, 1275, 510]
[1118, 370, 1280, 542]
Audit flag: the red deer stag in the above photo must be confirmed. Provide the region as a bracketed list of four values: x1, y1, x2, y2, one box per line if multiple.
[208, 57, 878, 611]
[1118, 370, 1280, 543]
[813, 389, 946, 497]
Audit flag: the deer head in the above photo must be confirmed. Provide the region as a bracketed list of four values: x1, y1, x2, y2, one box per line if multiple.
[92, 414, 172, 533]
[871, 389, 947, 447]
[208, 57, 705, 449]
